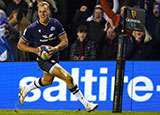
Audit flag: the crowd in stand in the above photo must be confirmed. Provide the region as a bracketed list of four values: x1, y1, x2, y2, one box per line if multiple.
[0, 0, 160, 61]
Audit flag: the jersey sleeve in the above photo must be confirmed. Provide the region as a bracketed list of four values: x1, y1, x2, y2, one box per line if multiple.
[21, 27, 32, 42]
[55, 19, 66, 36]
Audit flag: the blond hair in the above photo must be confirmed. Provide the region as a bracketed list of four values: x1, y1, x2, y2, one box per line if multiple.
[37, 1, 50, 9]
[132, 26, 152, 43]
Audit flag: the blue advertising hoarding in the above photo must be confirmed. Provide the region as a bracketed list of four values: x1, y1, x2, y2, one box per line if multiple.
[0, 61, 160, 111]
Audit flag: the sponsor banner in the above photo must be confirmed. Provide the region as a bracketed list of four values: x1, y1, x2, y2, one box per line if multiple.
[0, 61, 160, 111]
[125, 7, 145, 31]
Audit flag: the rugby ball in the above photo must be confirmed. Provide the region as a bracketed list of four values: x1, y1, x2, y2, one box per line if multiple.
[38, 45, 52, 60]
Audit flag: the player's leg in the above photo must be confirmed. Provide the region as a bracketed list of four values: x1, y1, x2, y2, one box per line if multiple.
[50, 63, 98, 112]
[19, 72, 54, 105]
[19, 59, 56, 105]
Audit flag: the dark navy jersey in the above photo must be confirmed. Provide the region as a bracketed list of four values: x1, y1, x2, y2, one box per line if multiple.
[22, 18, 66, 61]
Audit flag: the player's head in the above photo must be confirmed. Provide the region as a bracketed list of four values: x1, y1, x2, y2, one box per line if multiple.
[37, 1, 50, 24]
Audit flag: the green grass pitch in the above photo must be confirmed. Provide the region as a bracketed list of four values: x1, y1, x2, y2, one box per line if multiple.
[0, 110, 160, 115]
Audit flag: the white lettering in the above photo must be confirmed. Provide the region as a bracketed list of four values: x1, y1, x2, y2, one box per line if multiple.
[99, 77, 107, 101]
[111, 76, 115, 101]
[81, 70, 97, 101]
[157, 85, 160, 92]
[128, 76, 153, 102]
[19, 70, 155, 103]
[99, 68, 108, 101]
[126, 18, 141, 23]
[43, 78, 66, 102]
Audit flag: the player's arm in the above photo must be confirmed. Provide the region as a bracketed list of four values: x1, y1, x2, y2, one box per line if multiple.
[17, 37, 39, 55]
[49, 33, 68, 55]
[57, 33, 68, 51]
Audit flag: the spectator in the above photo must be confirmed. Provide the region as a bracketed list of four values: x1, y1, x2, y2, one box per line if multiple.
[0, 9, 20, 61]
[0, 1, 6, 11]
[87, 0, 119, 21]
[146, 1, 160, 37]
[0, 0, 12, 12]
[73, 4, 106, 53]
[100, 0, 133, 38]
[125, 27, 152, 60]
[0, 12, 14, 61]
[6, 0, 31, 36]
[70, 25, 97, 60]
[97, 19, 118, 60]
[150, 19, 160, 59]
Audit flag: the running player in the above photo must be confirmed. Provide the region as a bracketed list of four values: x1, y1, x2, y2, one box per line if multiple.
[17, 1, 98, 112]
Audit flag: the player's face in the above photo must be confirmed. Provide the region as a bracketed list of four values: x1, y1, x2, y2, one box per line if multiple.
[38, 5, 50, 24]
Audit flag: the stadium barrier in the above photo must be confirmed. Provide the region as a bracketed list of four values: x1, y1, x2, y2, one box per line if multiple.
[0, 61, 159, 111]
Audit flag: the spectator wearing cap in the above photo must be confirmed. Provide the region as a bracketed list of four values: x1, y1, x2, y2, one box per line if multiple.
[0, 10, 14, 61]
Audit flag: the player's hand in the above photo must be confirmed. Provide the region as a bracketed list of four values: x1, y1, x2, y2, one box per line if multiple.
[34, 47, 41, 56]
[47, 45, 58, 55]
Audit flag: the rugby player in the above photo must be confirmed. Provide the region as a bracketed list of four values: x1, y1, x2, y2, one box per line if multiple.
[17, 1, 98, 112]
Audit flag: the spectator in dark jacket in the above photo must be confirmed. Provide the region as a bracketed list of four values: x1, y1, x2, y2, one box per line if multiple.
[125, 27, 152, 60]
[150, 18, 160, 60]
[70, 25, 97, 60]
[73, 5, 106, 44]
[97, 19, 118, 60]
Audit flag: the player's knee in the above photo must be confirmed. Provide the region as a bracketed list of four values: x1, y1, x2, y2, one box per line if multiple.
[66, 74, 73, 83]
[42, 80, 53, 86]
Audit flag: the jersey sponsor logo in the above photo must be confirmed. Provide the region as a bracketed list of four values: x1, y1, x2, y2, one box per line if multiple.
[40, 33, 56, 42]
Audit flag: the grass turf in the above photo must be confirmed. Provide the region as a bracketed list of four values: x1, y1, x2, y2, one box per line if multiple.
[0, 110, 160, 115]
